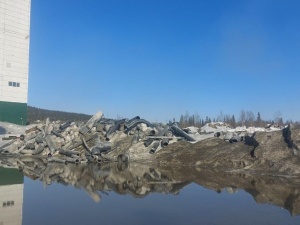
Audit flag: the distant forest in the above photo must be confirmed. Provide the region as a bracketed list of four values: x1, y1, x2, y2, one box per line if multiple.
[27, 106, 299, 128]
[178, 110, 300, 128]
[27, 106, 92, 123]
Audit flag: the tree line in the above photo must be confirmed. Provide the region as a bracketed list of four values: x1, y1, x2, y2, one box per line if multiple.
[178, 110, 300, 128]
[27, 106, 92, 123]
[27, 106, 299, 129]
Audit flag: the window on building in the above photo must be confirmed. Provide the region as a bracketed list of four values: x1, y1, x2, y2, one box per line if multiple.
[2, 201, 14, 207]
[8, 81, 20, 87]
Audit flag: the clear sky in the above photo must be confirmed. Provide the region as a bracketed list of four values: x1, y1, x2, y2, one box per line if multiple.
[28, 0, 300, 123]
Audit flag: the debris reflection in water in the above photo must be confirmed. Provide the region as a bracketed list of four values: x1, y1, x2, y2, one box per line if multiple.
[1, 159, 300, 225]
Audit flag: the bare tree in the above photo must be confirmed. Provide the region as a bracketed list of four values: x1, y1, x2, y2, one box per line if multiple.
[239, 110, 246, 126]
[246, 110, 255, 126]
[255, 112, 262, 127]
[216, 111, 224, 122]
[274, 111, 283, 126]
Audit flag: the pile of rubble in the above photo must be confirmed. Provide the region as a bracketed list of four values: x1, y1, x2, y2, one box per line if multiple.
[0, 111, 201, 163]
[196, 122, 282, 143]
[0, 111, 288, 164]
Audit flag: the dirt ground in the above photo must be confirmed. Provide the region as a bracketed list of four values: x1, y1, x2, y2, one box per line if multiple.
[147, 128, 300, 176]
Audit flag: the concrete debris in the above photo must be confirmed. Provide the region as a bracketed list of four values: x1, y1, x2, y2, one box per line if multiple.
[0, 111, 291, 165]
[0, 111, 202, 163]
[201, 122, 282, 134]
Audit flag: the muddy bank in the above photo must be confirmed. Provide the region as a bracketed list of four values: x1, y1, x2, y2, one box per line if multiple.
[148, 127, 300, 176]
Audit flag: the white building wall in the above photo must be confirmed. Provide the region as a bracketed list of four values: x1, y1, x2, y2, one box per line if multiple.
[0, 184, 23, 225]
[0, 0, 31, 103]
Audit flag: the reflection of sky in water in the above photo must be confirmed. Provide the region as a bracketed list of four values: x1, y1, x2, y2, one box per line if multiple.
[22, 179, 300, 225]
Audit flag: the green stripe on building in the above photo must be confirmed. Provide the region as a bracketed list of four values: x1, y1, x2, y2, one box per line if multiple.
[0, 101, 27, 125]
[0, 167, 24, 185]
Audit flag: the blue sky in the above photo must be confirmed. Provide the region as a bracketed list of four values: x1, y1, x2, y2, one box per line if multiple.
[28, 0, 300, 122]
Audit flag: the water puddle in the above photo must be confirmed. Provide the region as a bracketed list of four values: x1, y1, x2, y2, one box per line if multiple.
[1, 159, 300, 225]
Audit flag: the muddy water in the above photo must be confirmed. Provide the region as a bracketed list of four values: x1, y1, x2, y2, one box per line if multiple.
[1, 163, 300, 225]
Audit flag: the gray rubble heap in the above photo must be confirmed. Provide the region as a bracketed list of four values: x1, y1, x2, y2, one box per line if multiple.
[0, 111, 291, 166]
[0, 111, 199, 163]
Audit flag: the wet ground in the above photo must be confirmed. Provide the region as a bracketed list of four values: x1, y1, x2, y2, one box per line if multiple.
[1, 162, 300, 225]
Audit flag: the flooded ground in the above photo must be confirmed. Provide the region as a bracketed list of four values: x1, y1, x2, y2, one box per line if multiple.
[1, 162, 300, 225]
